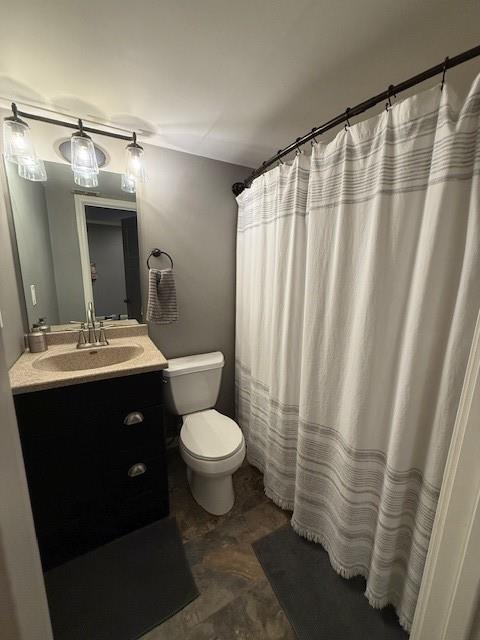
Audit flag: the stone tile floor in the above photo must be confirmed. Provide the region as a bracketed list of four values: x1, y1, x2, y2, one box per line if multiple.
[141, 449, 295, 640]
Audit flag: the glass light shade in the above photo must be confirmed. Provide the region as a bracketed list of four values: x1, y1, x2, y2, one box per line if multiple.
[71, 133, 99, 176]
[121, 173, 136, 193]
[73, 170, 98, 188]
[18, 157, 47, 182]
[3, 118, 37, 164]
[125, 144, 145, 182]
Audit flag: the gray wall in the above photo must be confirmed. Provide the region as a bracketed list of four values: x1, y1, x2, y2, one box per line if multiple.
[138, 144, 249, 417]
[87, 222, 127, 317]
[5, 163, 59, 327]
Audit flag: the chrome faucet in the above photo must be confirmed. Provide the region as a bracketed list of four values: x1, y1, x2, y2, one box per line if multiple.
[76, 303, 109, 349]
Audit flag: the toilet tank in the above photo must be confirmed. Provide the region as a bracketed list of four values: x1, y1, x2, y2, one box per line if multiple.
[163, 352, 224, 415]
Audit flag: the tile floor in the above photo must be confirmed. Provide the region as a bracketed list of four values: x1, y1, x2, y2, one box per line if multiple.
[141, 449, 295, 640]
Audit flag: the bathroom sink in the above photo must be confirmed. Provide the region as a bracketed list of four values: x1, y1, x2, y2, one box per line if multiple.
[33, 345, 144, 372]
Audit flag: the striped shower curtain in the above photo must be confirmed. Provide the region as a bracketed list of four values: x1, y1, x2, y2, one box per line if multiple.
[235, 77, 480, 630]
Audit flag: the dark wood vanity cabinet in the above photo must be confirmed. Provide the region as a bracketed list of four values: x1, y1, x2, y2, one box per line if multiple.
[14, 372, 169, 570]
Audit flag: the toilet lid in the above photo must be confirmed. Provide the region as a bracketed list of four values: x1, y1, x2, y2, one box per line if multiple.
[180, 410, 244, 460]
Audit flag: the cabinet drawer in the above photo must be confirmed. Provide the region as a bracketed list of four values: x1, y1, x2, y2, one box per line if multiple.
[14, 372, 164, 438]
[103, 453, 167, 499]
[102, 454, 169, 534]
[103, 404, 164, 452]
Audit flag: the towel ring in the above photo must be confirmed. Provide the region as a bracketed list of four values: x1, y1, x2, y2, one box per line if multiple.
[147, 248, 174, 269]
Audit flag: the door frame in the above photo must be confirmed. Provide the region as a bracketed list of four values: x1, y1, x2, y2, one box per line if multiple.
[74, 195, 137, 319]
[411, 309, 480, 640]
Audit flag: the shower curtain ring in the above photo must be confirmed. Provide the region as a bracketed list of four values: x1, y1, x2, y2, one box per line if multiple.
[295, 137, 304, 155]
[310, 128, 319, 145]
[344, 107, 351, 131]
[277, 151, 284, 166]
[441, 56, 449, 91]
[385, 85, 396, 111]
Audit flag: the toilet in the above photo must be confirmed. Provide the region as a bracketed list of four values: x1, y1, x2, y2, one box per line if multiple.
[163, 352, 245, 515]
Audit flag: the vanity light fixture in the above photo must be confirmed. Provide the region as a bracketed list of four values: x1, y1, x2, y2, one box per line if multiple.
[71, 119, 99, 187]
[3, 103, 38, 167]
[125, 133, 146, 183]
[2, 103, 146, 190]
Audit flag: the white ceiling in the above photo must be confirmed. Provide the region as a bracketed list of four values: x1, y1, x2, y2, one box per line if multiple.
[1, 1, 479, 170]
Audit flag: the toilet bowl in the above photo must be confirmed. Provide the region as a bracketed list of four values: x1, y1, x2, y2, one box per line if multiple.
[163, 352, 245, 515]
[179, 409, 245, 515]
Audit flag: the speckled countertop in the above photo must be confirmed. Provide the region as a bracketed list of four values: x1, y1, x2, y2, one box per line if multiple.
[9, 324, 168, 395]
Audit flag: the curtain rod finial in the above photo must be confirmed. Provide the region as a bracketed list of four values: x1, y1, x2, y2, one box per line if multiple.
[232, 182, 245, 197]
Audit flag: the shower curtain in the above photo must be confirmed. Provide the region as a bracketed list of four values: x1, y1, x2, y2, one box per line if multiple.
[235, 77, 480, 631]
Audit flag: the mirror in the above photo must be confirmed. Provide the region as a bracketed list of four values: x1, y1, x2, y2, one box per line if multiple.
[4, 160, 142, 332]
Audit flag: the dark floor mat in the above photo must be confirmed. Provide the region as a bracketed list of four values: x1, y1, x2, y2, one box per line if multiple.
[45, 518, 198, 640]
[253, 524, 409, 640]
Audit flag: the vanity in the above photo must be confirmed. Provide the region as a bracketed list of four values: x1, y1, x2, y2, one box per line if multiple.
[4, 152, 175, 570]
[10, 325, 169, 570]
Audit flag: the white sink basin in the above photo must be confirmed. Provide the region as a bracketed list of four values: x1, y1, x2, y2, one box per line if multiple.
[33, 345, 144, 372]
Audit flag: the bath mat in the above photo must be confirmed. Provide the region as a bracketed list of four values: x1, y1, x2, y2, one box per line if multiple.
[253, 524, 408, 640]
[45, 518, 198, 640]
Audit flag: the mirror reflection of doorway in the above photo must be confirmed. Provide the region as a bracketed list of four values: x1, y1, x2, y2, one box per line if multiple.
[85, 206, 142, 322]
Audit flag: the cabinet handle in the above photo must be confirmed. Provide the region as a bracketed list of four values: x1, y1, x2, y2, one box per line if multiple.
[123, 411, 144, 426]
[128, 463, 147, 477]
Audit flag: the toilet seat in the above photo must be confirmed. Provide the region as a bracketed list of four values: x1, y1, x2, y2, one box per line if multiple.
[180, 409, 244, 461]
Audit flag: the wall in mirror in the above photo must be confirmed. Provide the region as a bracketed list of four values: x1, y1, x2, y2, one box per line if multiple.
[5, 160, 141, 332]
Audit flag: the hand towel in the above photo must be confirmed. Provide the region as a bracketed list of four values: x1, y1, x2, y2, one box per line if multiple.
[146, 268, 178, 323]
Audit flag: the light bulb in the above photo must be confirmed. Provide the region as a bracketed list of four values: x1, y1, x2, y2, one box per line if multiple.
[3, 117, 37, 165]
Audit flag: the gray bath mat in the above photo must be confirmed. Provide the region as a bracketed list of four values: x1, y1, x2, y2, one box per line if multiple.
[253, 524, 408, 640]
[45, 518, 198, 640]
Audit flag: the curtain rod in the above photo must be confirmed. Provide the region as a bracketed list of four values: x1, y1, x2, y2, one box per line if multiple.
[232, 44, 480, 196]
